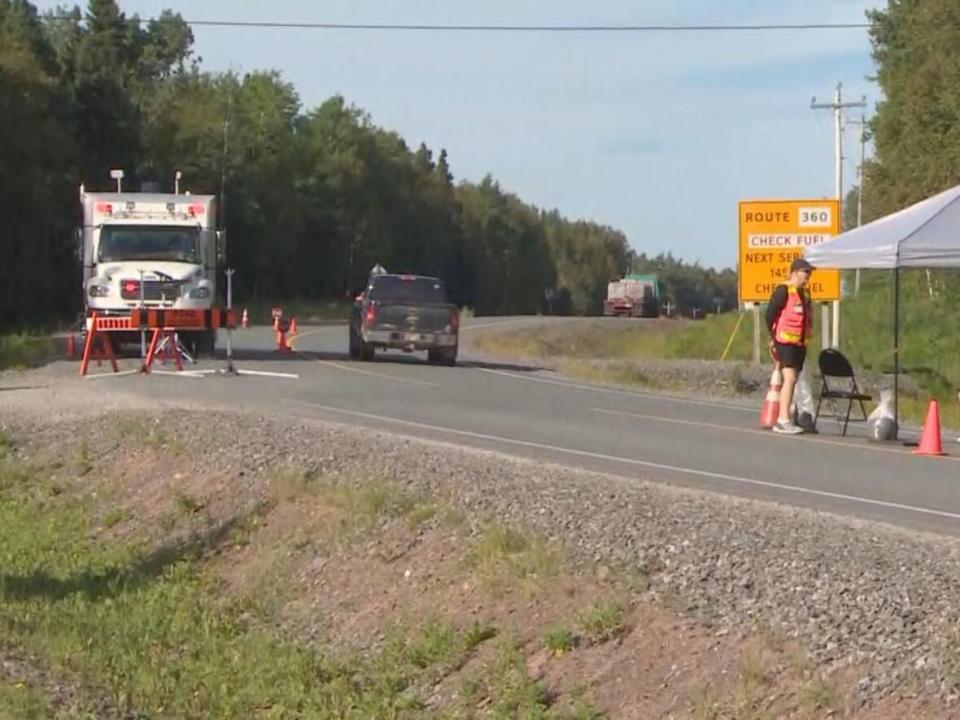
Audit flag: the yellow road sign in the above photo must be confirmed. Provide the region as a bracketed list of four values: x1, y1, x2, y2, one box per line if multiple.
[738, 199, 841, 303]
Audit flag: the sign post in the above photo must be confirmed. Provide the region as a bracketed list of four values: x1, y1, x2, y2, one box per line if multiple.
[738, 199, 841, 353]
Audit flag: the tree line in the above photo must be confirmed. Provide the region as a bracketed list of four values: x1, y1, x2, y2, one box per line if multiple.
[0, 0, 737, 330]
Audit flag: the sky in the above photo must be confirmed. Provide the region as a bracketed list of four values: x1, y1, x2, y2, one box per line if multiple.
[36, 0, 882, 270]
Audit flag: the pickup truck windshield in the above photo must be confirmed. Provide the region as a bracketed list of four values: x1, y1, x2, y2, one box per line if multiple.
[98, 225, 200, 263]
[368, 276, 447, 304]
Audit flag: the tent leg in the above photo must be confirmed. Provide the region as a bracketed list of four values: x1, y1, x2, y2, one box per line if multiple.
[893, 268, 900, 432]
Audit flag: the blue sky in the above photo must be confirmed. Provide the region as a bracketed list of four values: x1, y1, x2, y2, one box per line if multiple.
[38, 0, 881, 269]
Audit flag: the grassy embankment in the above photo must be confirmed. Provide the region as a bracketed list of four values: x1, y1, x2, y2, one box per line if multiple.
[0, 419, 891, 718]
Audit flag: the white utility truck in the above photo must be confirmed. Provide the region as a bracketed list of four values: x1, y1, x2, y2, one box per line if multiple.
[78, 174, 225, 355]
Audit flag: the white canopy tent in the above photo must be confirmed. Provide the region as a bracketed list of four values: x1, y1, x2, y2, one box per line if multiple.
[804, 183, 960, 428]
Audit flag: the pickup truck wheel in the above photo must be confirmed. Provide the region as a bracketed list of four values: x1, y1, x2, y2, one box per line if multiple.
[359, 341, 375, 362]
[348, 327, 361, 359]
[428, 349, 457, 366]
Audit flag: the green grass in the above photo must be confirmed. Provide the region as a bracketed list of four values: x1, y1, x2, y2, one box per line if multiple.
[543, 625, 578, 655]
[0, 334, 52, 371]
[577, 601, 626, 644]
[0, 680, 56, 720]
[0, 456, 538, 719]
[318, 478, 438, 537]
[468, 524, 564, 594]
[449, 634, 606, 720]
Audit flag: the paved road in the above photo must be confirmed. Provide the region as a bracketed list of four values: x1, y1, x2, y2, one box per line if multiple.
[81, 318, 960, 537]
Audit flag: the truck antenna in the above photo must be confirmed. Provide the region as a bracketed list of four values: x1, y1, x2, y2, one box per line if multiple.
[218, 82, 233, 231]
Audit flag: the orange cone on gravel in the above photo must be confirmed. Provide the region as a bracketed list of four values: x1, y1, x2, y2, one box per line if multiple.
[914, 400, 946, 456]
[241, 308, 249, 329]
[760, 365, 783, 429]
[66, 334, 77, 359]
[289, 317, 298, 336]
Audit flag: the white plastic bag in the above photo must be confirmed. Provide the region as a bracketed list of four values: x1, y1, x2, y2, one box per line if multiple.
[791, 369, 817, 432]
[867, 388, 898, 442]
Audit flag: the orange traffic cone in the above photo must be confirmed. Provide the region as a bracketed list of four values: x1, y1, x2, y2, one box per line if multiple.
[241, 308, 249, 329]
[66, 334, 77, 360]
[760, 365, 783, 429]
[913, 400, 946, 456]
[288, 317, 298, 336]
[276, 327, 292, 353]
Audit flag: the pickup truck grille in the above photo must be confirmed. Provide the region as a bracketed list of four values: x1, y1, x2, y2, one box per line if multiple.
[121, 280, 182, 302]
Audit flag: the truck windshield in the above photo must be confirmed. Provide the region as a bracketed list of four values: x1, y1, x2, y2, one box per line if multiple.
[98, 226, 200, 263]
[368, 276, 448, 304]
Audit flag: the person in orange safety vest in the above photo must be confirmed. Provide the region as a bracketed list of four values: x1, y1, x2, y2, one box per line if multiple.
[764, 257, 815, 434]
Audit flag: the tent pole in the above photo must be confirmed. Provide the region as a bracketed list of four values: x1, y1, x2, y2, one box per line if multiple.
[893, 267, 900, 428]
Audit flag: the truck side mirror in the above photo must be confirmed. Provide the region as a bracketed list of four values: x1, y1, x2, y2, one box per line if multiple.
[74, 228, 83, 263]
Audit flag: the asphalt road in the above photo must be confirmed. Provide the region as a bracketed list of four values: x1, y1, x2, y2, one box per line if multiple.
[79, 317, 960, 537]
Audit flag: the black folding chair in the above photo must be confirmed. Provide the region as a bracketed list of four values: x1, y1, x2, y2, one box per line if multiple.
[814, 349, 873, 436]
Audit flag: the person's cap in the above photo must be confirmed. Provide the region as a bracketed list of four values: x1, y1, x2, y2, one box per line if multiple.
[790, 258, 815, 273]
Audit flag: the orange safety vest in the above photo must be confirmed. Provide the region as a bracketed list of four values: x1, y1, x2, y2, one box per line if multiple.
[774, 286, 811, 345]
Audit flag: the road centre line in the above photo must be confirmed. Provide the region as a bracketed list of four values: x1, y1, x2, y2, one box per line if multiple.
[317, 360, 439, 387]
[476, 366, 757, 413]
[293, 401, 960, 523]
[589, 407, 955, 460]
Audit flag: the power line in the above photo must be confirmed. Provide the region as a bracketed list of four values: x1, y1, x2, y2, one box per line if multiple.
[44, 16, 872, 33]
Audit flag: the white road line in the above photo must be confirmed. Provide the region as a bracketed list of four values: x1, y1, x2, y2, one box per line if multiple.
[235, 369, 300, 379]
[476, 366, 756, 413]
[292, 402, 960, 522]
[590, 407, 957, 460]
[83, 369, 140, 380]
[319, 361, 439, 387]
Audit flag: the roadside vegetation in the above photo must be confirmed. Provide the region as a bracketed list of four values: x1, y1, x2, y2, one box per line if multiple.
[2, 417, 920, 718]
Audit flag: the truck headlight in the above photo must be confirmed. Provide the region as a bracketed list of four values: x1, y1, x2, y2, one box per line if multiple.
[189, 286, 211, 299]
[88, 284, 109, 298]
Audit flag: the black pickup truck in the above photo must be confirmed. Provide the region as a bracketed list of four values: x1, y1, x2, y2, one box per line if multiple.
[349, 273, 459, 365]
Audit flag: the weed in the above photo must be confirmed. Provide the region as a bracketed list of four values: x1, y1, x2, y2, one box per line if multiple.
[405, 501, 437, 529]
[318, 480, 434, 538]
[688, 682, 723, 720]
[577, 600, 626, 643]
[0, 428, 12, 458]
[543, 625, 578, 655]
[76, 437, 92, 475]
[269, 464, 317, 503]
[470, 523, 564, 593]
[103, 507, 130, 529]
[174, 492, 204, 516]
[463, 620, 498, 651]
[0, 679, 55, 719]
[800, 674, 842, 714]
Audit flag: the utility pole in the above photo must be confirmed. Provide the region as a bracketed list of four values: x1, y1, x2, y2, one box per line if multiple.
[812, 83, 867, 350]
[848, 112, 868, 296]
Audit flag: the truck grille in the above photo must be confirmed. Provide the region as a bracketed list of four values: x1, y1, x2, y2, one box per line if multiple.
[121, 280, 183, 302]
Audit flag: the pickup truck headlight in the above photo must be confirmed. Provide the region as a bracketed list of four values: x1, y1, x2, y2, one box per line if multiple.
[189, 286, 211, 299]
[88, 284, 110, 298]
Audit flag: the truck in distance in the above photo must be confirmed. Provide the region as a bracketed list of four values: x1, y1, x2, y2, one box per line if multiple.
[350, 272, 459, 365]
[603, 273, 661, 318]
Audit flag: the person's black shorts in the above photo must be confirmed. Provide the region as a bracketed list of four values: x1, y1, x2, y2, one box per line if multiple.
[774, 343, 806, 370]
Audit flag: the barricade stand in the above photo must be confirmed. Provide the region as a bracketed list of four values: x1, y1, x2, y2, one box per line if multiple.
[79, 313, 123, 377]
[142, 328, 185, 373]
